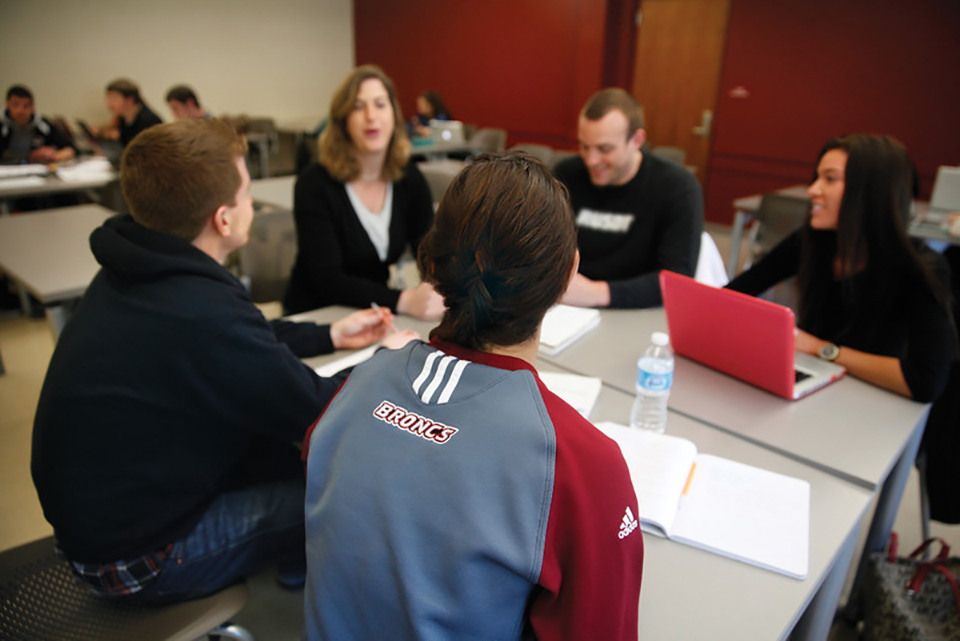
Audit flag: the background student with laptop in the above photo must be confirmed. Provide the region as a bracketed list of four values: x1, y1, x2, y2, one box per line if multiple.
[727, 133, 954, 402]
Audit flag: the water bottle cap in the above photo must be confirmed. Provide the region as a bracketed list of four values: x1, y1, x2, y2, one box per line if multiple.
[651, 331, 670, 346]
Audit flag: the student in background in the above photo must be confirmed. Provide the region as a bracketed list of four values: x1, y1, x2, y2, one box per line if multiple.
[1, 85, 76, 163]
[284, 65, 442, 320]
[91, 78, 162, 146]
[32, 119, 415, 604]
[302, 152, 643, 640]
[165, 85, 211, 120]
[554, 88, 704, 309]
[410, 90, 451, 138]
[727, 133, 954, 402]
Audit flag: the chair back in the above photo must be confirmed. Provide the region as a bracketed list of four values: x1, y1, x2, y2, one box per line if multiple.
[238, 206, 298, 303]
[469, 128, 507, 153]
[509, 143, 554, 166]
[0, 536, 250, 641]
[651, 146, 687, 166]
[745, 193, 810, 270]
[417, 159, 466, 205]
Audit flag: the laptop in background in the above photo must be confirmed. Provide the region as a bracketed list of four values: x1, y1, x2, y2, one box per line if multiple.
[930, 166, 960, 214]
[660, 271, 845, 400]
[430, 120, 465, 145]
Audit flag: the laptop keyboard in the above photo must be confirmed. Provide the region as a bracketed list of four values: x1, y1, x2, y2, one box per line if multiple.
[794, 369, 812, 384]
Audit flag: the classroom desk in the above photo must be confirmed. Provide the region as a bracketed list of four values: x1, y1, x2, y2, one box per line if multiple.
[0, 165, 116, 215]
[0, 204, 111, 337]
[538, 306, 930, 626]
[292, 306, 874, 641]
[727, 186, 953, 279]
[250, 175, 296, 211]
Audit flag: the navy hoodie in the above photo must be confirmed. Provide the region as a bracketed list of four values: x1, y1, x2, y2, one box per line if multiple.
[32, 215, 340, 562]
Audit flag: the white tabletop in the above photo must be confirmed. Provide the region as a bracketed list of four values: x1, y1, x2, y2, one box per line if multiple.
[0, 204, 110, 303]
[250, 175, 296, 210]
[0, 166, 115, 201]
[291, 306, 872, 641]
[537, 308, 930, 490]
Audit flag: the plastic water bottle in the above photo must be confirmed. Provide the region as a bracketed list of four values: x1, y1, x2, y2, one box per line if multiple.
[630, 332, 674, 433]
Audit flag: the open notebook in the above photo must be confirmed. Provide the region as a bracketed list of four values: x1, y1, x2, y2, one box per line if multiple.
[596, 422, 810, 579]
[539, 305, 601, 355]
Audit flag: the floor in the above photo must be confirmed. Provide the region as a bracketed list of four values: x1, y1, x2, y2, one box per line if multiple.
[1, 226, 957, 640]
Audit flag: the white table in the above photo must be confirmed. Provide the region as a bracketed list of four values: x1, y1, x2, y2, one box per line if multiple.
[0, 167, 116, 215]
[292, 306, 874, 640]
[0, 204, 111, 337]
[538, 306, 930, 625]
[249, 176, 296, 211]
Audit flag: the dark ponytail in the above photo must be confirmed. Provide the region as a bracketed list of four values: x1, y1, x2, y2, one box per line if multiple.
[418, 152, 578, 351]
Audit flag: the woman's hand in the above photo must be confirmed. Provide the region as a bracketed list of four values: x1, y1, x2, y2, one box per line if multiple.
[397, 282, 445, 321]
[794, 329, 826, 356]
[794, 328, 912, 398]
[381, 329, 420, 350]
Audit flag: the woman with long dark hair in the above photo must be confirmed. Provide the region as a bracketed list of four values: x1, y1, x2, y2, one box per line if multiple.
[728, 133, 954, 401]
[302, 152, 643, 640]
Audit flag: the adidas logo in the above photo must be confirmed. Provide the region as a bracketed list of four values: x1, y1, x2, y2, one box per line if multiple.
[618, 506, 638, 539]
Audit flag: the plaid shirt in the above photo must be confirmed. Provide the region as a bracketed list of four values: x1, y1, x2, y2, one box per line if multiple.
[63, 544, 174, 596]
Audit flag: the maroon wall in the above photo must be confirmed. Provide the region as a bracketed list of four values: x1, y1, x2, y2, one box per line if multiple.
[354, 0, 631, 149]
[706, 0, 960, 223]
[355, 0, 960, 223]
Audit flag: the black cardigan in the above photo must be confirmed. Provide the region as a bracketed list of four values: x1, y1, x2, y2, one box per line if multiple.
[284, 160, 434, 314]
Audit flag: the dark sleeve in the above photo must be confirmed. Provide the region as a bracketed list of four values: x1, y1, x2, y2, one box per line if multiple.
[607, 179, 704, 309]
[42, 118, 77, 152]
[726, 230, 803, 296]
[292, 168, 403, 310]
[208, 311, 342, 443]
[900, 256, 955, 402]
[270, 319, 335, 357]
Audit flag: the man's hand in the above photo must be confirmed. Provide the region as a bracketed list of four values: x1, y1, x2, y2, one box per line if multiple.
[397, 282, 445, 321]
[381, 329, 420, 350]
[561, 273, 611, 308]
[28, 146, 58, 163]
[329, 308, 392, 349]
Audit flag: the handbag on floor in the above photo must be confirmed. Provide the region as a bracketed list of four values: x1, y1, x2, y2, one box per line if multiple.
[862, 532, 960, 640]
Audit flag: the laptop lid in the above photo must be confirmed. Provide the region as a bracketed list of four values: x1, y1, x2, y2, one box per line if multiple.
[660, 271, 844, 400]
[930, 166, 960, 213]
[430, 120, 465, 144]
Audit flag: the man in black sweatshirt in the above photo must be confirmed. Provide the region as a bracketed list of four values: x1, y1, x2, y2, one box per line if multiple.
[554, 88, 704, 308]
[31, 119, 413, 603]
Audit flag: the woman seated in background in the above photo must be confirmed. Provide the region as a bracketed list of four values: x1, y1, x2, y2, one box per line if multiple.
[91, 78, 163, 147]
[727, 133, 955, 402]
[284, 65, 443, 319]
[302, 152, 643, 640]
[410, 90, 452, 138]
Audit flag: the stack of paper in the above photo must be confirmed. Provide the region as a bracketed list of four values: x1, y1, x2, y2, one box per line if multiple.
[539, 305, 601, 355]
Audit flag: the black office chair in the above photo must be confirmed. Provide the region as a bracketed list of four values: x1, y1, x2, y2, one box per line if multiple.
[0, 536, 254, 640]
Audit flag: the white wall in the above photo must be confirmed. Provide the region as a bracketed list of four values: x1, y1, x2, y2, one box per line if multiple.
[0, 0, 354, 128]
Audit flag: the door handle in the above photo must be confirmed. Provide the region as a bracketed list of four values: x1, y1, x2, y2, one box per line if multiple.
[692, 109, 713, 138]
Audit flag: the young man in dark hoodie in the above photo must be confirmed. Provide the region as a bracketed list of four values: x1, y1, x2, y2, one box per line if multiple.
[31, 118, 415, 604]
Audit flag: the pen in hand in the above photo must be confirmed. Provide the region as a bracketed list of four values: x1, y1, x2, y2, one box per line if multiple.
[370, 302, 400, 334]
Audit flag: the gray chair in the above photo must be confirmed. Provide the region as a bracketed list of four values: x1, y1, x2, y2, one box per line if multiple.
[0, 536, 253, 641]
[237, 206, 298, 304]
[468, 128, 507, 154]
[509, 143, 554, 166]
[742, 192, 810, 310]
[550, 149, 578, 170]
[743, 192, 810, 270]
[417, 159, 466, 206]
[651, 145, 687, 166]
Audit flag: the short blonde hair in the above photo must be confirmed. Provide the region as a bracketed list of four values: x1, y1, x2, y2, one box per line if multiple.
[121, 119, 248, 241]
[319, 65, 411, 182]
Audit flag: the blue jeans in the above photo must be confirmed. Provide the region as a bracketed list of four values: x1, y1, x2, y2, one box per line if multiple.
[133, 478, 305, 604]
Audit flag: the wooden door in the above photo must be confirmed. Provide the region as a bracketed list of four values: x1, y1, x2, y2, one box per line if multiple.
[631, 0, 730, 183]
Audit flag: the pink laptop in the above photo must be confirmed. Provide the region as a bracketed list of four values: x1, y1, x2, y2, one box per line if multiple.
[660, 271, 845, 400]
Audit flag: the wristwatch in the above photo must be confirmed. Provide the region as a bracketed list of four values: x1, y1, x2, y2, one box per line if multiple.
[818, 343, 841, 362]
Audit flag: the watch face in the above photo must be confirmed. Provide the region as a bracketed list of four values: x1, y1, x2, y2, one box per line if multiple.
[819, 343, 840, 361]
